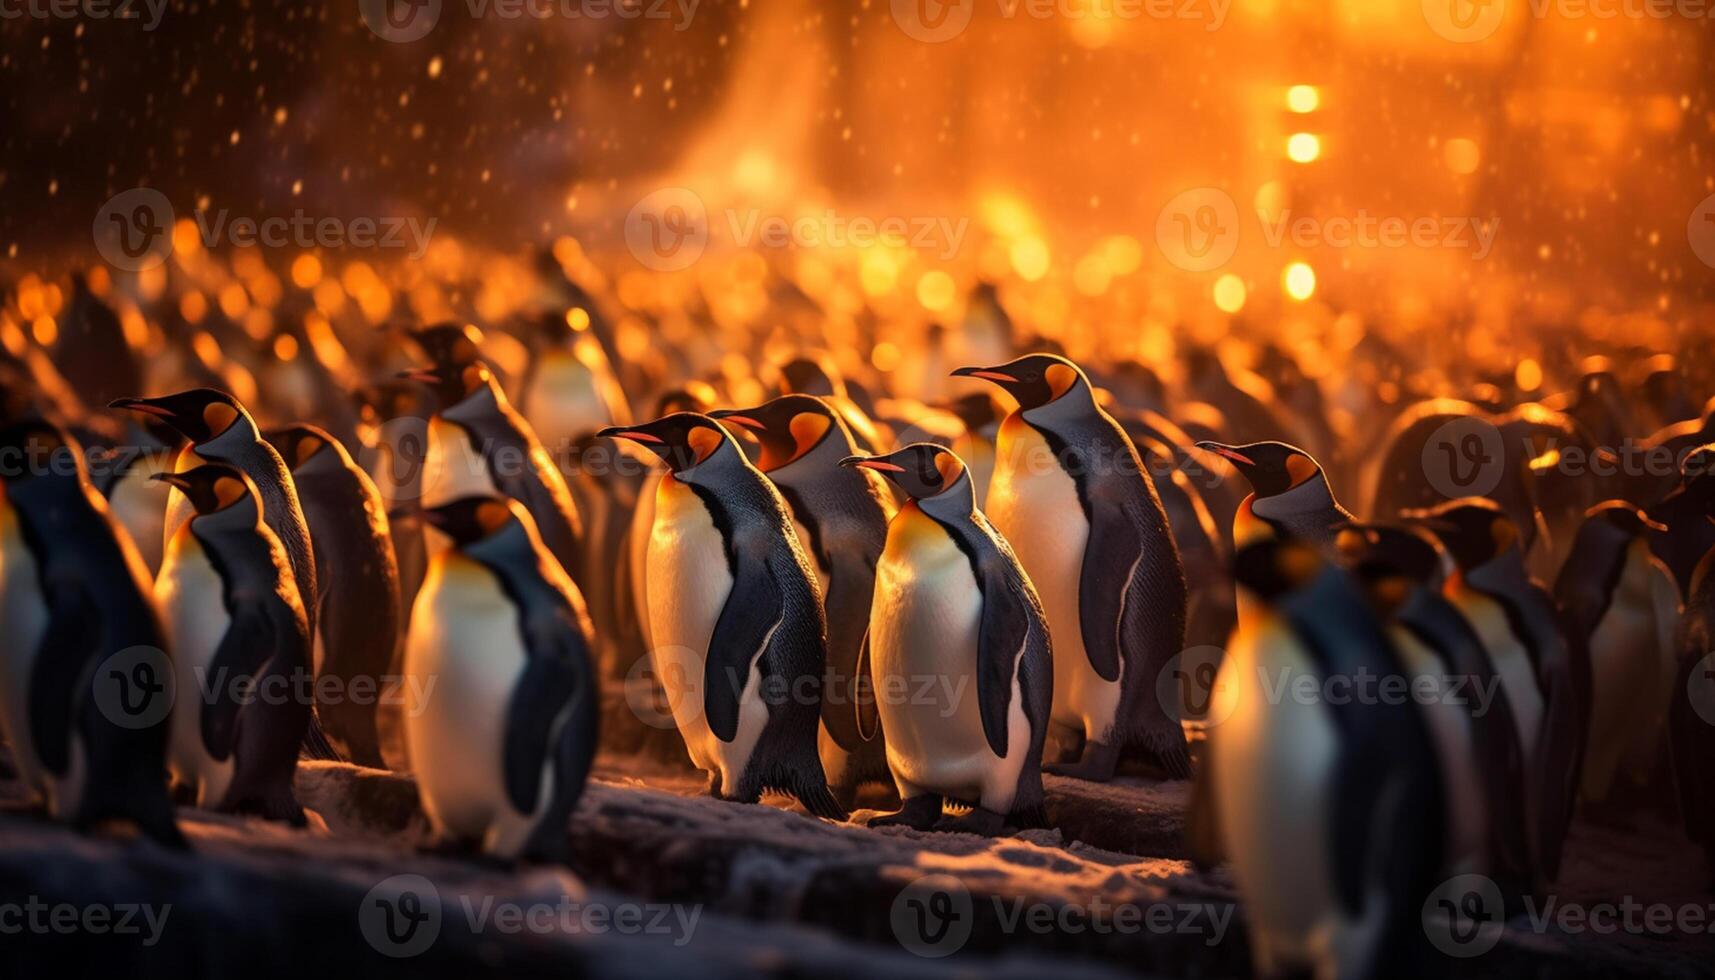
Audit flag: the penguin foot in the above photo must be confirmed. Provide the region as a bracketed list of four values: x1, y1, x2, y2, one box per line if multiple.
[1043, 740, 1121, 782]
[866, 794, 942, 830]
[935, 807, 1006, 837]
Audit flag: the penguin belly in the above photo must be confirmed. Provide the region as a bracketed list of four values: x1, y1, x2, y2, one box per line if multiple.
[154, 528, 236, 807]
[645, 477, 769, 796]
[987, 418, 1119, 741]
[1212, 616, 1374, 976]
[421, 417, 499, 513]
[404, 554, 551, 857]
[522, 353, 613, 454]
[0, 500, 52, 801]
[108, 458, 172, 576]
[1450, 585, 1544, 764]
[1389, 625, 1485, 872]
[1584, 547, 1677, 800]
[871, 507, 1029, 811]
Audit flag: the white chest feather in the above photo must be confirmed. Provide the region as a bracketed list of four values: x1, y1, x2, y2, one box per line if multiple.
[154, 526, 236, 806]
[108, 458, 172, 576]
[1388, 625, 1484, 869]
[521, 353, 614, 453]
[1447, 583, 1543, 764]
[422, 416, 499, 512]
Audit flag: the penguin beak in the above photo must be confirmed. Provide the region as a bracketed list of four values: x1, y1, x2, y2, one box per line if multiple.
[950, 366, 1016, 384]
[596, 426, 663, 445]
[396, 369, 442, 385]
[714, 413, 765, 431]
[1195, 441, 1254, 466]
[109, 397, 177, 421]
[840, 454, 905, 473]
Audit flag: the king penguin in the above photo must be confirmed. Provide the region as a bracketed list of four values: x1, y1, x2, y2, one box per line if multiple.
[1411, 497, 1582, 893]
[954, 353, 1189, 782]
[151, 463, 312, 824]
[599, 413, 846, 820]
[711, 394, 897, 808]
[842, 443, 1051, 835]
[1196, 440, 1354, 550]
[1669, 532, 1715, 888]
[264, 424, 403, 769]
[0, 422, 182, 845]
[1554, 501, 1681, 805]
[403, 326, 585, 586]
[1207, 537, 1443, 980]
[404, 495, 599, 861]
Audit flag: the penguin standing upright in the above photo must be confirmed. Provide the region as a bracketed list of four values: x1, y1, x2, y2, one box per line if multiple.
[842, 444, 1051, 835]
[516, 309, 632, 456]
[1554, 502, 1680, 804]
[403, 325, 584, 585]
[0, 422, 182, 845]
[1645, 444, 1715, 600]
[151, 463, 312, 824]
[1208, 538, 1443, 980]
[1669, 532, 1715, 887]
[73, 416, 178, 577]
[1413, 498, 1583, 892]
[954, 353, 1188, 782]
[264, 424, 403, 769]
[599, 413, 845, 819]
[711, 394, 896, 807]
[404, 495, 599, 861]
[1196, 440, 1353, 549]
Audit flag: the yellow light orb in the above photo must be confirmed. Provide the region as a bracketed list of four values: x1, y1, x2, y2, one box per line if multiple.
[1282, 262, 1316, 301]
[1010, 237, 1050, 282]
[915, 270, 957, 312]
[1286, 85, 1320, 113]
[1515, 357, 1543, 392]
[1286, 133, 1321, 163]
[871, 341, 902, 373]
[1444, 137, 1481, 175]
[566, 307, 591, 332]
[1213, 274, 1247, 313]
[290, 254, 323, 289]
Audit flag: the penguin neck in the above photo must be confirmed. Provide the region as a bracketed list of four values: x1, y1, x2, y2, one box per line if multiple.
[444, 376, 505, 423]
[195, 414, 260, 459]
[1250, 471, 1343, 537]
[1017, 383, 1095, 430]
[765, 424, 846, 489]
[916, 472, 977, 526]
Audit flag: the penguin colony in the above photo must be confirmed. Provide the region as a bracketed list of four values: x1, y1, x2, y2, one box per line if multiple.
[1, 261, 1714, 979]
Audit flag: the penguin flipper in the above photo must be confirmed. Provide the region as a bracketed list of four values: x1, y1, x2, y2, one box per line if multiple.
[820, 549, 876, 750]
[854, 630, 880, 742]
[704, 551, 785, 744]
[975, 558, 1031, 759]
[1531, 639, 1582, 881]
[1076, 490, 1141, 683]
[203, 601, 305, 762]
[28, 583, 101, 775]
[503, 615, 594, 815]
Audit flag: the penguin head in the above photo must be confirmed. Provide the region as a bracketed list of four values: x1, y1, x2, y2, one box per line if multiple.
[110, 388, 249, 445]
[1581, 500, 1667, 538]
[264, 423, 337, 473]
[417, 494, 521, 549]
[398, 361, 491, 408]
[654, 382, 718, 418]
[152, 463, 256, 518]
[598, 413, 734, 476]
[710, 394, 843, 471]
[410, 322, 485, 375]
[777, 353, 845, 399]
[1195, 440, 1323, 499]
[1681, 443, 1715, 496]
[1232, 537, 1324, 605]
[951, 353, 1088, 412]
[840, 443, 966, 501]
[1335, 522, 1449, 595]
[1404, 497, 1520, 571]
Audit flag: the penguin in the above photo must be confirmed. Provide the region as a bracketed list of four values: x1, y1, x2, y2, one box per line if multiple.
[263, 424, 403, 769]
[1411, 498, 1582, 891]
[70, 416, 179, 577]
[1207, 537, 1443, 980]
[0, 422, 183, 845]
[841, 443, 1051, 835]
[403, 328, 585, 586]
[403, 495, 599, 861]
[776, 353, 885, 453]
[1669, 532, 1715, 888]
[109, 389, 319, 637]
[1644, 443, 1715, 600]
[626, 385, 719, 658]
[1553, 502, 1680, 805]
[1336, 522, 1530, 881]
[1196, 440, 1353, 549]
[599, 413, 845, 820]
[151, 463, 312, 824]
[710, 394, 896, 808]
[52, 272, 143, 411]
[355, 378, 437, 625]
[954, 353, 1189, 782]
[515, 309, 632, 456]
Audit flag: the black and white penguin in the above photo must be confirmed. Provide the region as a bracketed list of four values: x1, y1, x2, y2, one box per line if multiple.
[1207, 537, 1443, 978]
[0, 422, 182, 845]
[710, 394, 896, 807]
[776, 353, 885, 454]
[1412, 498, 1582, 890]
[625, 385, 719, 657]
[599, 413, 845, 820]
[1196, 440, 1353, 549]
[842, 443, 1051, 835]
[263, 424, 403, 769]
[151, 463, 312, 824]
[1645, 444, 1715, 600]
[1669, 532, 1715, 888]
[110, 389, 319, 635]
[403, 328, 585, 586]
[71, 415, 179, 577]
[1554, 501, 1680, 804]
[515, 309, 632, 456]
[404, 495, 599, 861]
[954, 353, 1189, 782]
[1336, 522, 1529, 880]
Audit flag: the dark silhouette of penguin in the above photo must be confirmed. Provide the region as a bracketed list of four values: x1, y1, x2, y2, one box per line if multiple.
[1198, 440, 1353, 548]
[0, 422, 182, 846]
[1669, 532, 1715, 888]
[600, 413, 845, 820]
[844, 443, 1051, 835]
[264, 424, 403, 768]
[53, 273, 142, 411]
[152, 464, 312, 824]
[404, 495, 599, 861]
[1645, 444, 1715, 600]
[711, 394, 896, 808]
[955, 353, 1189, 782]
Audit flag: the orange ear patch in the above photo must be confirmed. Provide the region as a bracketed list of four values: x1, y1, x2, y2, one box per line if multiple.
[933, 451, 964, 486]
[476, 500, 512, 536]
[211, 475, 248, 510]
[1285, 453, 1318, 487]
[688, 425, 724, 464]
[293, 432, 326, 469]
[1046, 363, 1079, 400]
[203, 402, 240, 437]
[786, 412, 830, 460]
[1489, 516, 1517, 558]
